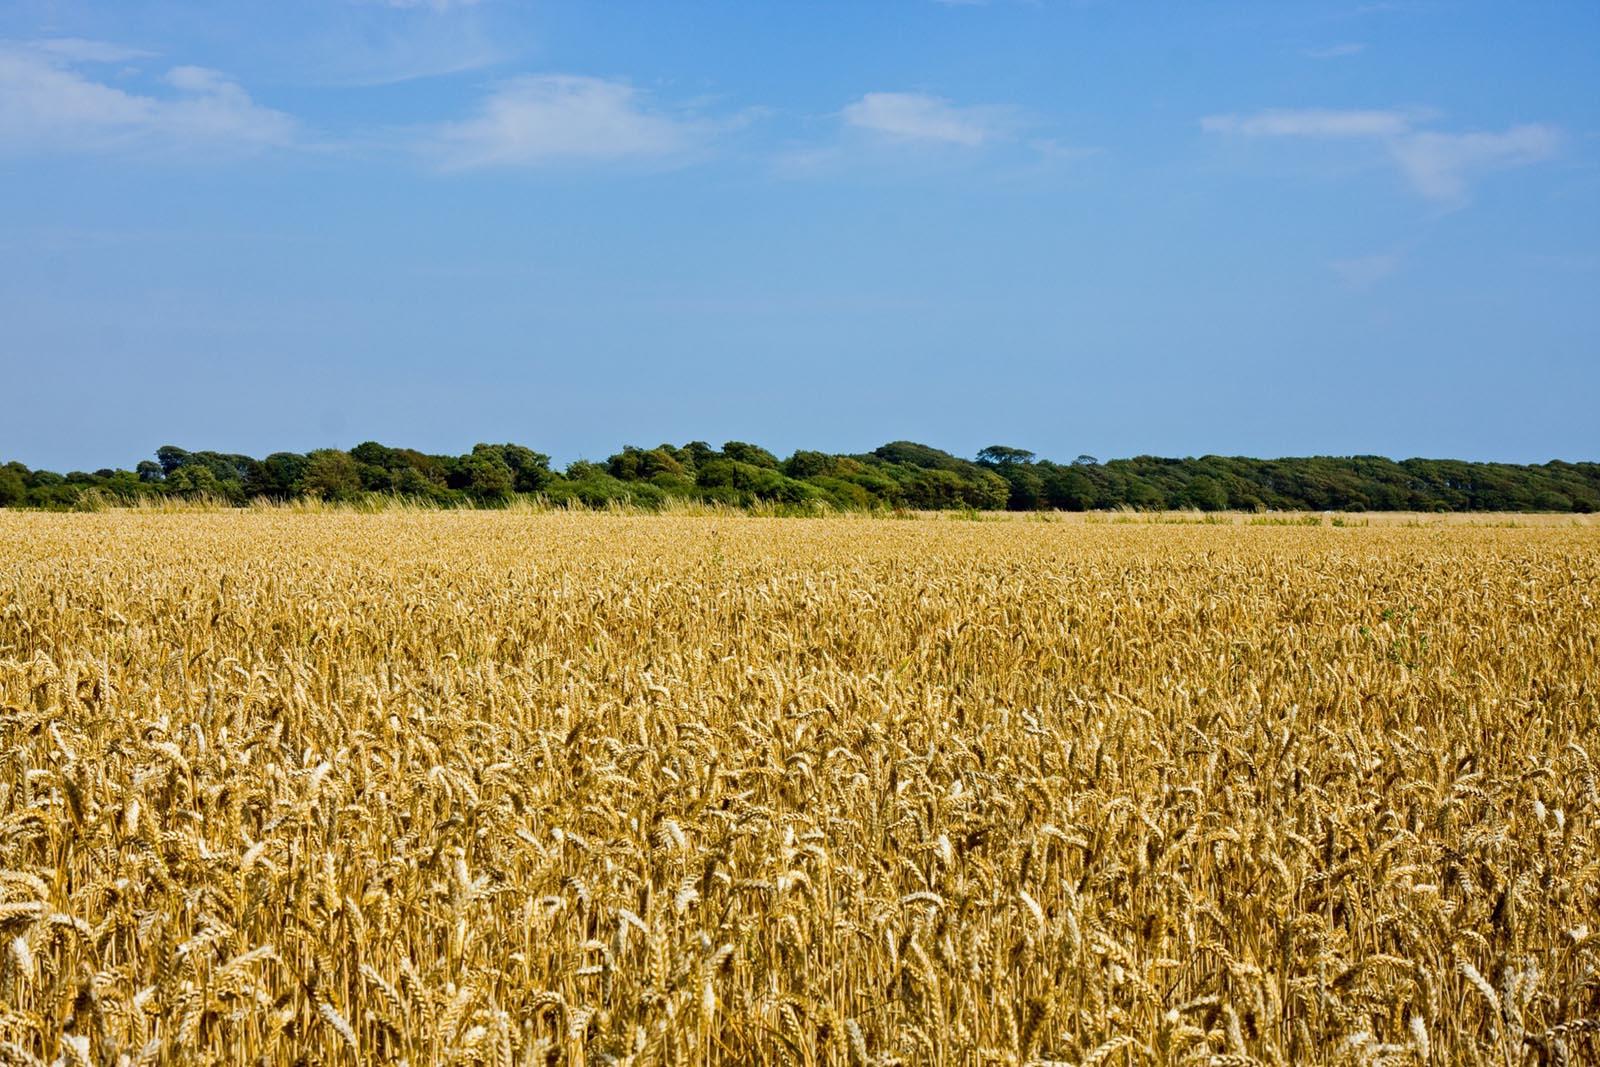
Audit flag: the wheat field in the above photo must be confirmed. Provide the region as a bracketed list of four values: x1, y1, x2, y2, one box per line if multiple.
[0, 511, 1596, 1066]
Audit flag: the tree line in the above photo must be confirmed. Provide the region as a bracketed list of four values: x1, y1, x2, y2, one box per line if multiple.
[2, 440, 1597, 513]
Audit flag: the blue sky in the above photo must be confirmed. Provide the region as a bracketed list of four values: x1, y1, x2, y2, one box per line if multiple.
[2, 1, 1596, 471]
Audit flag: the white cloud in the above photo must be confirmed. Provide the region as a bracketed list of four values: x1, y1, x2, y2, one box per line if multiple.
[842, 91, 1005, 147]
[164, 66, 233, 94]
[1331, 250, 1402, 289]
[302, 20, 508, 86]
[1388, 125, 1561, 203]
[777, 92, 1087, 178]
[1201, 107, 1413, 139]
[29, 38, 156, 64]
[310, 0, 506, 84]
[0, 45, 295, 156]
[1304, 43, 1367, 59]
[1201, 106, 1560, 205]
[430, 75, 716, 169]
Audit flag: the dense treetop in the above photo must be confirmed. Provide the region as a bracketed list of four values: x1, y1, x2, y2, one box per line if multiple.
[2, 441, 1597, 513]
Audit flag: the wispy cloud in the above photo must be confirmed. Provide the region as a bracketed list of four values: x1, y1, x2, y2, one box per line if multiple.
[428, 75, 727, 170]
[842, 91, 1009, 147]
[29, 38, 156, 64]
[1304, 42, 1367, 59]
[1388, 126, 1561, 203]
[1331, 249, 1403, 289]
[1201, 107, 1416, 139]
[777, 90, 1092, 178]
[356, 0, 483, 9]
[299, 16, 510, 86]
[1029, 137, 1101, 163]
[1201, 106, 1560, 206]
[0, 43, 295, 156]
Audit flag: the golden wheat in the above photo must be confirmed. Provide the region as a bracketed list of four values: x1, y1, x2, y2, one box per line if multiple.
[0, 511, 1596, 1065]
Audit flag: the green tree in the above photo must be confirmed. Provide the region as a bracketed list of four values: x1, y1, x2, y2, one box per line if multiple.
[351, 442, 396, 468]
[784, 451, 834, 480]
[682, 442, 719, 470]
[695, 458, 736, 489]
[464, 446, 515, 502]
[873, 441, 970, 471]
[357, 463, 395, 491]
[260, 453, 310, 498]
[1183, 475, 1229, 511]
[155, 446, 190, 476]
[303, 449, 361, 498]
[498, 444, 555, 492]
[609, 446, 680, 482]
[0, 465, 25, 507]
[167, 465, 221, 497]
[996, 462, 1043, 510]
[391, 467, 442, 501]
[977, 445, 1035, 466]
[722, 442, 779, 469]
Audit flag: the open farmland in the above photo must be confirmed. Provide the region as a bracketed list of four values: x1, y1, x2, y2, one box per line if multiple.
[0, 512, 1597, 1066]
